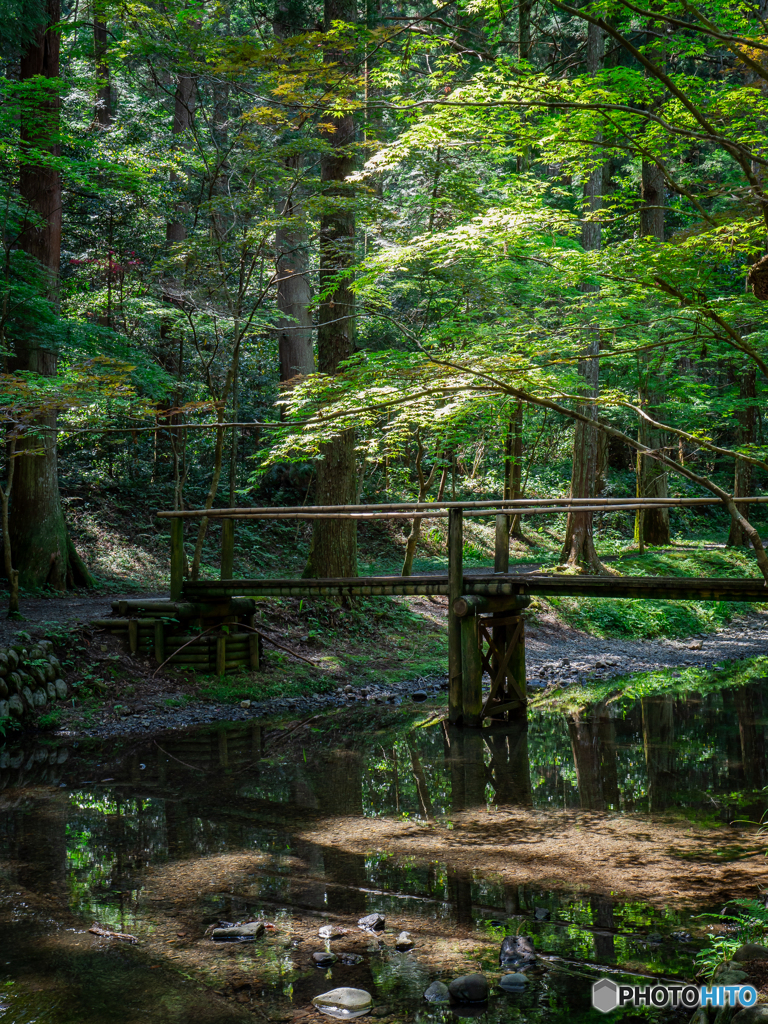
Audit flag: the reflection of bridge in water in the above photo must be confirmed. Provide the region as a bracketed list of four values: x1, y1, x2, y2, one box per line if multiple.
[2, 680, 768, 1019]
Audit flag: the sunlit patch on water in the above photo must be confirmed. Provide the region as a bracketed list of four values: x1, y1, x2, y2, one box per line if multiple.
[1, 677, 767, 1021]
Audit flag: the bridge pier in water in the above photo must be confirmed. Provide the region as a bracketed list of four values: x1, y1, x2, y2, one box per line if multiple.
[448, 508, 529, 726]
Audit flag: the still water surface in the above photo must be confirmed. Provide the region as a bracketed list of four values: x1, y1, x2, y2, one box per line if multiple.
[1, 680, 767, 1024]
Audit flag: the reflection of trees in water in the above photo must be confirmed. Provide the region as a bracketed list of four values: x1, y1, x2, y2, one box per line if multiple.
[641, 696, 675, 812]
[568, 702, 619, 811]
[735, 682, 767, 790]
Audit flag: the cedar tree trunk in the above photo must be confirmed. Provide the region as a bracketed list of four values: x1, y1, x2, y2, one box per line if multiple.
[304, 0, 358, 578]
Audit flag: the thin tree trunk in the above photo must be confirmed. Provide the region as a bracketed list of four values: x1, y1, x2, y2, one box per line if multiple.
[505, 403, 525, 538]
[305, 0, 358, 579]
[2, 438, 20, 617]
[402, 431, 437, 576]
[728, 362, 757, 547]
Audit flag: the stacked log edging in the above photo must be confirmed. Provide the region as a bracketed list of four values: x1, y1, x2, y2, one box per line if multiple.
[94, 598, 261, 673]
[0, 638, 68, 720]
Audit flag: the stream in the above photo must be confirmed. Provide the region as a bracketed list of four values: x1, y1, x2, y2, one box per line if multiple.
[2, 676, 768, 1023]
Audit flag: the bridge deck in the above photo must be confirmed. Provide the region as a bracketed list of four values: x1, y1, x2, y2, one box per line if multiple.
[182, 573, 768, 603]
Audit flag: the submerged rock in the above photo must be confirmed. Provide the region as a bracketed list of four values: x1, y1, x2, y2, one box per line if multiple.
[211, 921, 265, 940]
[358, 913, 385, 932]
[410, 690, 428, 702]
[498, 974, 528, 993]
[395, 931, 413, 951]
[319, 925, 347, 940]
[313, 951, 337, 966]
[499, 935, 535, 966]
[424, 982, 450, 1003]
[340, 954, 364, 966]
[312, 987, 372, 1019]
[448, 974, 489, 1004]
[533, 908, 550, 921]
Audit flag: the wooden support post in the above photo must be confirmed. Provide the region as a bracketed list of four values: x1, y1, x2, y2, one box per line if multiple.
[216, 636, 227, 675]
[494, 513, 509, 574]
[153, 619, 165, 663]
[448, 507, 463, 723]
[128, 619, 139, 654]
[460, 614, 483, 727]
[509, 617, 526, 705]
[170, 518, 184, 601]
[248, 633, 260, 671]
[221, 519, 235, 580]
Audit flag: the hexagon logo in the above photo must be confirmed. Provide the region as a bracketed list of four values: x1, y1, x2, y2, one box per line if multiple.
[592, 978, 619, 1014]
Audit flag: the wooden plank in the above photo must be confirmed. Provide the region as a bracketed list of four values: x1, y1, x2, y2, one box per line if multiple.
[448, 508, 464, 724]
[128, 619, 139, 654]
[216, 636, 227, 675]
[249, 634, 260, 671]
[153, 620, 165, 663]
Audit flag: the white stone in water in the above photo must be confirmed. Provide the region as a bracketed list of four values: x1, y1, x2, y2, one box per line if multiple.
[312, 987, 372, 1017]
[319, 925, 346, 940]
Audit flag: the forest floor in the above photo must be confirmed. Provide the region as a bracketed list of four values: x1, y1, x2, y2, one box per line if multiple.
[0, 484, 766, 739]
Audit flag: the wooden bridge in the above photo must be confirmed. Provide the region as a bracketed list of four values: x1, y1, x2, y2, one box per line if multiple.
[144, 496, 768, 728]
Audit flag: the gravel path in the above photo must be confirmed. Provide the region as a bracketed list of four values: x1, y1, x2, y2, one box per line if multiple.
[7, 587, 767, 740]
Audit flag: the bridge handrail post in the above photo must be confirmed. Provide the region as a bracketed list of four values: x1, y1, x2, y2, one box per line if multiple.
[170, 517, 184, 601]
[448, 507, 463, 723]
[494, 513, 509, 574]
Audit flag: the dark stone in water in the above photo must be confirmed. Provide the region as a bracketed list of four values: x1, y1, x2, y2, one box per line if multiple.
[499, 935, 535, 966]
[448, 974, 489, 1004]
[734, 942, 768, 962]
[488, 920, 505, 929]
[358, 913, 385, 932]
[498, 974, 528, 993]
[340, 954, 364, 965]
[410, 690, 428, 702]
[534, 908, 550, 921]
[314, 951, 338, 966]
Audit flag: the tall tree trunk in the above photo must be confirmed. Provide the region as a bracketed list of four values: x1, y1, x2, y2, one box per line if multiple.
[728, 362, 757, 547]
[304, 0, 358, 579]
[10, 0, 89, 590]
[273, 0, 314, 382]
[635, 159, 670, 546]
[167, 75, 195, 246]
[560, 22, 605, 572]
[93, 1, 111, 127]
